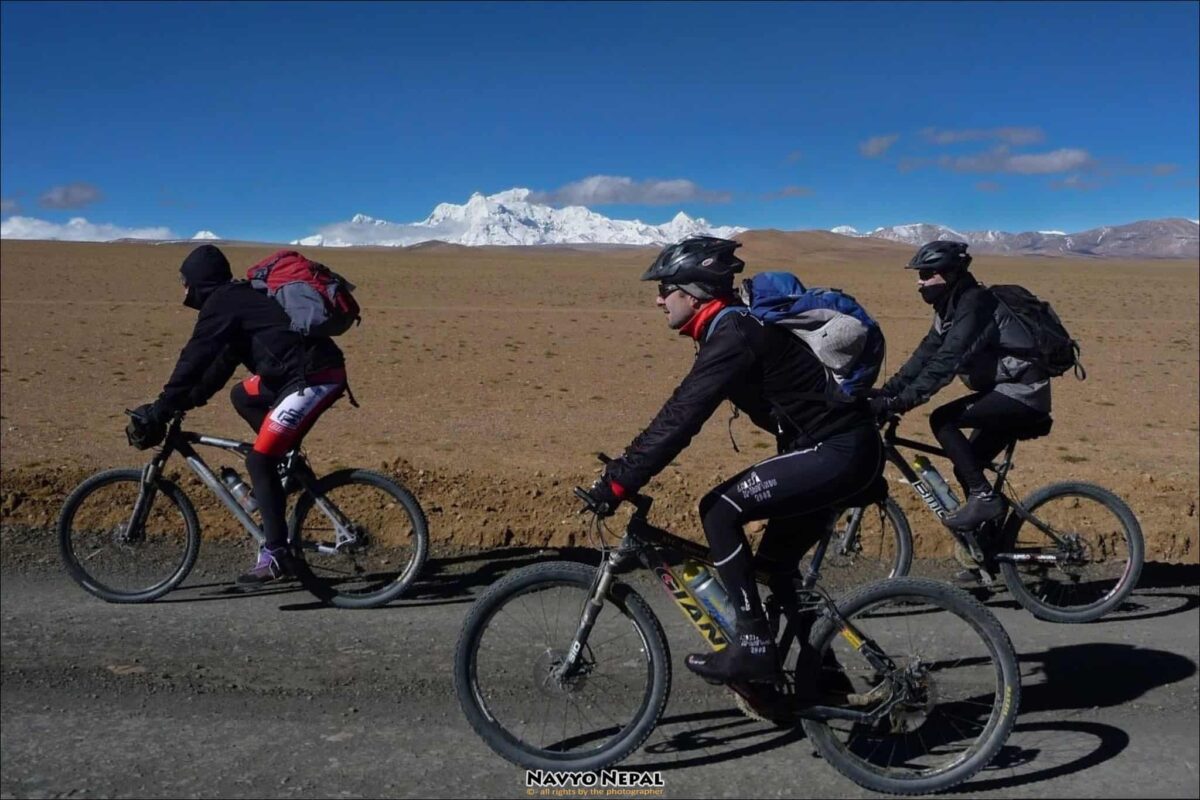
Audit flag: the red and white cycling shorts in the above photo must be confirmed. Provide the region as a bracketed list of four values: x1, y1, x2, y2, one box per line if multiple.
[247, 367, 347, 457]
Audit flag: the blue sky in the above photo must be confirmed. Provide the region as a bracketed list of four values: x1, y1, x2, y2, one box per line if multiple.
[2, 1, 1197, 242]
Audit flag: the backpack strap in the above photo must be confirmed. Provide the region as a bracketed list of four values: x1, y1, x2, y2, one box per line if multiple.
[704, 306, 747, 342]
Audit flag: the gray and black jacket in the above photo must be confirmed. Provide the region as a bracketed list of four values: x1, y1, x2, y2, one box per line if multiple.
[883, 274, 1050, 413]
[604, 306, 874, 493]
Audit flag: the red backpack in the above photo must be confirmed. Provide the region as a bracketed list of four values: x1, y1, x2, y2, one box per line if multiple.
[247, 250, 361, 337]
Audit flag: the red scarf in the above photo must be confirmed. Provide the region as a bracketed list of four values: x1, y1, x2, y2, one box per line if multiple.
[679, 298, 731, 341]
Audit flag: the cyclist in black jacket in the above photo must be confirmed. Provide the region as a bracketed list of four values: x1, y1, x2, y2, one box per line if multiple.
[869, 241, 1052, 536]
[583, 237, 883, 685]
[125, 245, 348, 584]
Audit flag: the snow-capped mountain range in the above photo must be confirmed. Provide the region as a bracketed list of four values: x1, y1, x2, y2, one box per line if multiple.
[292, 188, 743, 247]
[831, 218, 1199, 258]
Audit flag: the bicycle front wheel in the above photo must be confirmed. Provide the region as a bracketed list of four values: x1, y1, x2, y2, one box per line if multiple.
[454, 561, 671, 772]
[801, 578, 1020, 795]
[289, 469, 429, 608]
[805, 499, 913, 594]
[58, 468, 201, 603]
[998, 481, 1143, 623]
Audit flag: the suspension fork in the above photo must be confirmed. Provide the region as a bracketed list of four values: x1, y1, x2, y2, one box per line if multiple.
[125, 453, 169, 542]
[555, 552, 622, 677]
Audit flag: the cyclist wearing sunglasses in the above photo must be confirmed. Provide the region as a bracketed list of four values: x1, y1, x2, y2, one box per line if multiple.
[582, 236, 881, 685]
[869, 240, 1052, 539]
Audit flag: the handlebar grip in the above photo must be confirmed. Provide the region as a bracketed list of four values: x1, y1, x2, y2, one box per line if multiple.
[596, 452, 613, 465]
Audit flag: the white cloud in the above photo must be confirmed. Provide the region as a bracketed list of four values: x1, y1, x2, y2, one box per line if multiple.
[859, 135, 899, 158]
[921, 126, 1045, 146]
[0, 216, 173, 241]
[39, 182, 103, 209]
[0, 198, 17, 213]
[191, 230, 220, 240]
[528, 175, 731, 206]
[939, 146, 1093, 175]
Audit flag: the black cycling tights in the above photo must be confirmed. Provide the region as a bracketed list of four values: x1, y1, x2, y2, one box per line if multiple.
[699, 424, 883, 626]
[929, 391, 1048, 497]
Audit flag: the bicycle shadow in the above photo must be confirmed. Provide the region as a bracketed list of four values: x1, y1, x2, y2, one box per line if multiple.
[156, 547, 600, 609]
[970, 561, 1200, 622]
[949, 641, 1194, 792]
[388, 546, 604, 607]
[628, 708, 806, 772]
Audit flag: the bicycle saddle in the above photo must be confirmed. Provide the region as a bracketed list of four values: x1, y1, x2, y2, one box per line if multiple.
[1009, 416, 1054, 441]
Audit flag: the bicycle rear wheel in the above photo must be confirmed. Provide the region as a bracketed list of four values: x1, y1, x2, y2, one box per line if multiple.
[454, 561, 671, 772]
[58, 468, 200, 603]
[289, 469, 428, 608]
[800, 578, 1020, 795]
[998, 481, 1143, 623]
[804, 499, 913, 594]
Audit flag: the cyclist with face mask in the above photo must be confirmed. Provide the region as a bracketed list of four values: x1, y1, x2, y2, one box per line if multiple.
[124, 245, 347, 585]
[869, 241, 1053, 539]
[582, 236, 884, 685]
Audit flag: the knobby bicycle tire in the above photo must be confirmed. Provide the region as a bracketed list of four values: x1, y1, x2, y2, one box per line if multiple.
[802, 577, 1020, 795]
[58, 468, 201, 603]
[454, 561, 671, 772]
[999, 481, 1144, 623]
[288, 469, 429, 608]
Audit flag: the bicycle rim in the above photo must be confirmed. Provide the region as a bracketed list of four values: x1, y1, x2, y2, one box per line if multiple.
[59, 470, 198, 602]
[1000, 483, 1143, 622]
[801, 579, 1018, 793]
[459, 564, 664, 768]
[808, 500, 911, 594]
[292, 471, 428, 607]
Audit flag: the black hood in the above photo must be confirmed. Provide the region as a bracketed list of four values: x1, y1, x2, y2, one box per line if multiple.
[180, 245, 232, 309]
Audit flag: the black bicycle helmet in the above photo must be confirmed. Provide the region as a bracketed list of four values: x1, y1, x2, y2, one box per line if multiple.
[641, 236, 745, 298]
[906, 240, 972, 272]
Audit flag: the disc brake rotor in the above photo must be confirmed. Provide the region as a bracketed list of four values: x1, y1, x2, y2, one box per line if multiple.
[534, 648, 588, 697]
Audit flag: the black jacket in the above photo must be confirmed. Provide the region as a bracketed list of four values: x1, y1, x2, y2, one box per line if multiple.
[881, 274, 1000, 411]
[157, 281, 344, 414]
[604, 307, 873, 493]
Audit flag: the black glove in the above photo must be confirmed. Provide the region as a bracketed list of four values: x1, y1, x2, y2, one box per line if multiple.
[583, 478, 622, 518]
[864, 388, 890, 399]
[125, 403, 168, 450]
[867, 395, 897, 420]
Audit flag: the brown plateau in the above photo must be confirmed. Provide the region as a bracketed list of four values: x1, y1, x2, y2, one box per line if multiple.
[1, 237, 1196, 562]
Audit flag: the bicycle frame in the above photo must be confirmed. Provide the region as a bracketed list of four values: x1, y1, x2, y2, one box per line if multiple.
[560, 492, 900, 724]
[879, 417, 1073, 565]
[127, 416, 357, 555]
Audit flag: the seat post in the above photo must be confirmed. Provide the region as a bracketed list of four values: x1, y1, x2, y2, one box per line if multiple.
[992, 440, 1018, 493]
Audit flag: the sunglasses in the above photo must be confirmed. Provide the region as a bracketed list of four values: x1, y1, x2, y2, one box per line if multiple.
[658, 282, 682, 298]
[917, 269, 940, 281]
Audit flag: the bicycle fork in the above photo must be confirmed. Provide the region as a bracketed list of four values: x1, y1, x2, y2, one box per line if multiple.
[122, 461, 164, 543]
[554, 553, 623, 680]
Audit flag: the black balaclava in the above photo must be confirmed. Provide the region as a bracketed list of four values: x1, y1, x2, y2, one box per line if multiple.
[180, 245, 232, 310]
[918, 281, 950, 306]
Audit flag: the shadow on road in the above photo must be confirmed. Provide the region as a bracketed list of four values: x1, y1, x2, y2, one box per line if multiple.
[1020, 642, 1196, 712]
[633, 708, 806, 772]
[953, 720, 1130, 794]
[393, 546, 604, 606]
[161, 547, 600, 609]
[967, 561, 1200, 623]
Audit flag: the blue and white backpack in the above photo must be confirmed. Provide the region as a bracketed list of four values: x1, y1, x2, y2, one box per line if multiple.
[709, 272, 886, 401]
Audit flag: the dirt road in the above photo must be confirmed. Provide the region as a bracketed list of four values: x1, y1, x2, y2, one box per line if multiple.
[2, 543, 1196, 799]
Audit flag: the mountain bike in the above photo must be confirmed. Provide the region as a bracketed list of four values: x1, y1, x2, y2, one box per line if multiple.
[454, 457, 1020, 795]
[832, 414, 1142, 623]
[58, 412, 429, 608]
